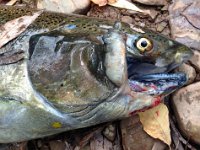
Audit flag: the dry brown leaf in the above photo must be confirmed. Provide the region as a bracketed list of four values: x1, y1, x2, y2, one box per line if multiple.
[138, 103, 171, 146]
[108, 0, 158, 18]
[0, 11, 42, 49]
[90, 0, 144, 13]
[132, 0, 167, 6]
[109, 0, 144, 13]
[6, 0, 17, 6]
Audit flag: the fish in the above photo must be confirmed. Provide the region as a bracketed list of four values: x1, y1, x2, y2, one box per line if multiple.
[0, 5, 193, 143]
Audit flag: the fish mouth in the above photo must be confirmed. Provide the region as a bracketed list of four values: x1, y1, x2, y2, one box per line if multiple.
[128, 72, 186, 96]
[127, 58, 187, 96]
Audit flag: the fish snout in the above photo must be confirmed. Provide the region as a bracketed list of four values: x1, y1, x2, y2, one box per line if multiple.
[174, 45, 194, 64]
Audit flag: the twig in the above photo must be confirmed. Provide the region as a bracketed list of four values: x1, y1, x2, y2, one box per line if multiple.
[170, 118, 196, 150]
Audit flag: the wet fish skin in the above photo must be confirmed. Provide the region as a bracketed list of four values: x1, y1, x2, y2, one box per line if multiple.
[0, 5, 193, 143]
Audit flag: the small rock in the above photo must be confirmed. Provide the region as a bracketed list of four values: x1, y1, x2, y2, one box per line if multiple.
[182, 1, 200, 30]
[132, 0, 167, 6]
[161, 4, 169, 11]
[195, 73, 200, 81]
[120, 115, 166, 150]
[0, 144, 9, 150]
[37, 140, 42, 148]
[37, 0, 90, 14]
[144, 9, 159, 20]
[87, 5, 121, 20]
[172, 82, 200, 144]
[156, 21, 167, 32]
[169, 0, 200, 50]
[175, 63, 196, 85]
[121, 16, 133, 24]
[49, 140, 66, 150]
[102, 124, 116, 141]
[190, 50, 200, 71]
[134, 16, 140, 22]
[161, 27, 170, 36]
[90, 131, 121, 150]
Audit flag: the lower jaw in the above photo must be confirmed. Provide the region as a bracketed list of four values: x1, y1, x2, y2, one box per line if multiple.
[128, 72, 187, 96]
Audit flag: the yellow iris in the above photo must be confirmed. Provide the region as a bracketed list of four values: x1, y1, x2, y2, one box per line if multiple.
[136, 38, 153, 53]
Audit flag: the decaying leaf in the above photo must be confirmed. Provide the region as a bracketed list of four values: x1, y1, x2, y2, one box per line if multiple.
[6, 0, 17, 6]
[0, 11, 42, 49]
[90, 0, 144, 13]
[132, 0, 167, 6]
[94, 0, 157, 19]
[108, 0, 144, 13]
[138, 103, 171, 146]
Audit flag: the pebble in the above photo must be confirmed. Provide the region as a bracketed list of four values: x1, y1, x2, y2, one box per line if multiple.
[102, 124, 116, 141]
[156, 21, 168, 32]
[175, 63, 196, 85]
[49, 140, 66, 150]
[190, 50, 200, 71]
[172, 82, 200, 144]
[37, 0, 90, 14]
[169, 0, 200, 50]
[121, 16, 133, 24]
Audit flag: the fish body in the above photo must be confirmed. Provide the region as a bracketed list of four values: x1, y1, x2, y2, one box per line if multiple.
[0, 5, 193, 143]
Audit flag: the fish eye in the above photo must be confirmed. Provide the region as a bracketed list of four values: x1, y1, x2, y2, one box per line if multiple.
[135, 37, 153, 53]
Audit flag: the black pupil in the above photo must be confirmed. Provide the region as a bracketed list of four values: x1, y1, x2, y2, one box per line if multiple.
[141, 40, 148, 47]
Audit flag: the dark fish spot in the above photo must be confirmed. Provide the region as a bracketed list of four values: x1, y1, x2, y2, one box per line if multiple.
[18, 18, 24, 23]
[18, 25, 27, 31]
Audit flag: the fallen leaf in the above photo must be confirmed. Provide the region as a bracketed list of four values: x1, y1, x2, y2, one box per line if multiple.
[6, 0, 17, 6]
[0, 11, 42, 49]
[132, 0, 167, 6]
[108, 0, 144, 13]
[108, 0, 158, 19]
[138, 103, 171, 146]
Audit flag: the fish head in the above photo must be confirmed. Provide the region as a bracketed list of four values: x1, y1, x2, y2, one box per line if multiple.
[124, 25, 193, 73]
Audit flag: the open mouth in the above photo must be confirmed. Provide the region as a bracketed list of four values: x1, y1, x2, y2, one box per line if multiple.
[127, 57, 187, 97]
